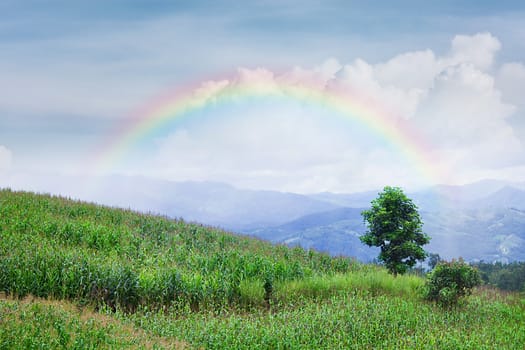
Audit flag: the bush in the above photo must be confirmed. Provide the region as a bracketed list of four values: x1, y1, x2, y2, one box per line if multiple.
[424, 258, 481, 307]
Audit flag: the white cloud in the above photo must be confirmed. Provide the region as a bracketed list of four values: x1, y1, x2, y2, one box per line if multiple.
[328, 58, 424, 120]
[331, 33, 521, 183]
[131, 32, 524, 192]
[447, 32, 501, 71]
[374, 50, 438, 90]
[282, 58, 343, 89]
[415, 63, 516, 148]
[146, 101, 381, 192]
[4, 30, 524, 193]
[428, 65, 521, 175]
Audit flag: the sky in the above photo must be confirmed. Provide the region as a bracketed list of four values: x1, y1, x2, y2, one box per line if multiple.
[1, 0, 525, 194]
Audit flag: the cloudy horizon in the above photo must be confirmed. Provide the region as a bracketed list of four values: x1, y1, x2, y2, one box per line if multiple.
[1, 1, 525, 196]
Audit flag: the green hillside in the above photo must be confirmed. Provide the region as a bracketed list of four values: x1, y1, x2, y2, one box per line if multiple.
[1, 189, 524, 349]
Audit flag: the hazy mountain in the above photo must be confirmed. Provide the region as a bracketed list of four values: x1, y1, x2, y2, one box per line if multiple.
[409, 180, 524, 210]
[422, 207, 525, 262]
[307, 191, 378, 208]
[307, 180, 525, 212]
[68, 176, 339, 231]
[4, 174, 524, 262]
[249, 207, 378, 260]
[431, 179, 513, 201]
[246, 204, 525, 262]
[251, 207, 364, 242]
[474, 186, 525, 210]
[245, 181, 525, 262]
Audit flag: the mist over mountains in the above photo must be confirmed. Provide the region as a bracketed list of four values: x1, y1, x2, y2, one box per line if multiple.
[4, 176, 525, 262]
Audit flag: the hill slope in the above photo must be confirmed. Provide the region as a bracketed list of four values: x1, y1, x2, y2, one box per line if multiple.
[54, 176, 339, 230]
[1, 189, 524, 349]
[0, 188, 354, 312]
[11, 176, 525, 262]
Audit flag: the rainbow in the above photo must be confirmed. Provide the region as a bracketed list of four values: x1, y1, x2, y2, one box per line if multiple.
[93, 73, 444, 186]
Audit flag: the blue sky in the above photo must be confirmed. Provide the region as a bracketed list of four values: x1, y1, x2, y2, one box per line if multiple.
[1, 1, 525, 193]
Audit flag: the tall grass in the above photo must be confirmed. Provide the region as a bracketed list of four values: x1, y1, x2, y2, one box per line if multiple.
[125, 290, 525, 349]
[0, 189, 356, 312]
[0, 296, 184, 349]
[2, 189, 524, 349]
[275, 267, 424, 302]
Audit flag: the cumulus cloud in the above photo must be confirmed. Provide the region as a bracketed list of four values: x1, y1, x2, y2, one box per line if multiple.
[281, 58, 343, 89]
[334, 58, 425, 119]
[128, 32, 525, 192]
[147, 99, 378, 192]
[374, 49, 437, 90]
[416, 63, 520, 171]
[416, 63, 515, 145]
[447, 32, 501, 71]
[319, 33, 520, 184]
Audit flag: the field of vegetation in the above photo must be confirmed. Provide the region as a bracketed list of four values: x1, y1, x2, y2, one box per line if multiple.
[1, 189, 524, 349]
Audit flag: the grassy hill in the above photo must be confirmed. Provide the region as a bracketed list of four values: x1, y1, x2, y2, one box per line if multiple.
[1, 189, 524, 349]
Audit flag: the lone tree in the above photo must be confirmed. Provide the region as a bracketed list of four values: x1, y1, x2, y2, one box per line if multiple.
[360, 186, 430, 275]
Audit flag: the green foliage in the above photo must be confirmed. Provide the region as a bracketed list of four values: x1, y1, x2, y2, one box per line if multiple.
[1, 189, 524, 349]
[360, 186, 430, 275]
[274, 267, 424, 301]
[0, 298, 182, 349]
[424, 259, 482, 307]
[0, 189, 354, 312]
[128, 290, 525, 349]
[471, 261, 525, 292]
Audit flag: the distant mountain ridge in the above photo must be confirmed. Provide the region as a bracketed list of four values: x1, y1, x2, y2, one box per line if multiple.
[2, 175, 524, 262]
[475, 186, 525, 210]
[15, 175, 338, 230]
[249, 207, 377, 261]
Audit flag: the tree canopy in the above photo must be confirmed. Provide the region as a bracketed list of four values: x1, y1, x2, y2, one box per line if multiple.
[360, 186, 430, 275]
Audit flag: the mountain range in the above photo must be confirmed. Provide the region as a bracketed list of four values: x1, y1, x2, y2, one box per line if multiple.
[4, 175, 525, 262]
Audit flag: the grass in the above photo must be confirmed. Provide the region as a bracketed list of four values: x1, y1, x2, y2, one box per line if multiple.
[275, 267, 424, 302]
[0, 189, 354, 313]
[0, 294, 185, 349]
[1, 189, 524, 349]
[121, 289, 524, 349]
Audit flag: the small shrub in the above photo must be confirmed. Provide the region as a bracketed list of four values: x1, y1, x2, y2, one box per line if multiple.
[424, 258, 481, 307]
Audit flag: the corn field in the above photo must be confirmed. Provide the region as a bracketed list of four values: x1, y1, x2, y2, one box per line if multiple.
[1, 189, 524, 349]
